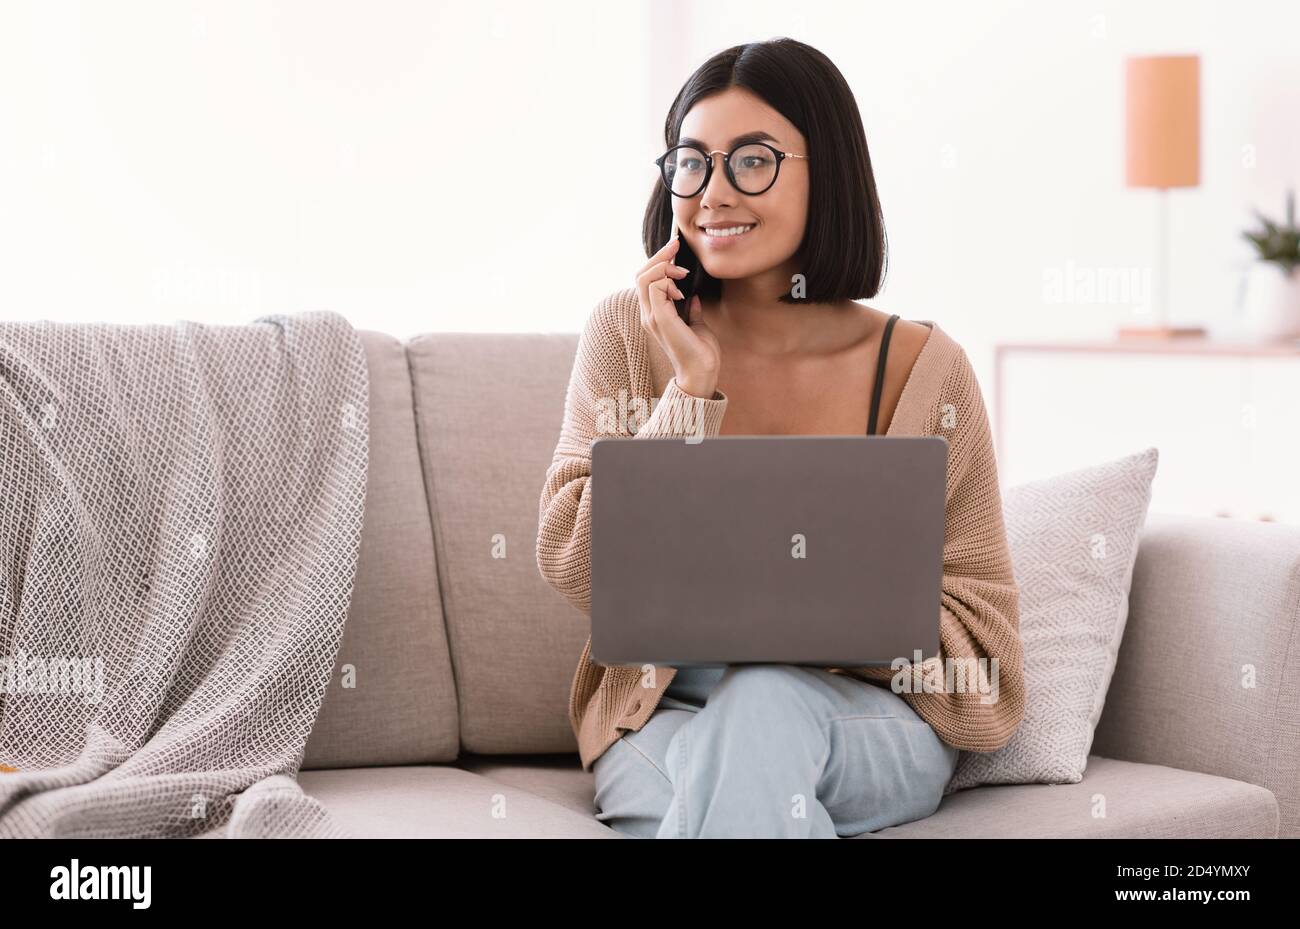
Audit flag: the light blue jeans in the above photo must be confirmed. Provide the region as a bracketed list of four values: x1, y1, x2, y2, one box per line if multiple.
[592, 663, 960, 838]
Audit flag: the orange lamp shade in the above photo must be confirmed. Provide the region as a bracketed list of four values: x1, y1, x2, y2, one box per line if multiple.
[1125, 55, 1200, 189]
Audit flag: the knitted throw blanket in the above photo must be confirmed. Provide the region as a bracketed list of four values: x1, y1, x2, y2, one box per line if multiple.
[0, 311, 367, 837]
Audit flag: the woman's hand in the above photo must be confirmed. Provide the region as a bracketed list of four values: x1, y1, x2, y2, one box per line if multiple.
[635, 235, 722, 398]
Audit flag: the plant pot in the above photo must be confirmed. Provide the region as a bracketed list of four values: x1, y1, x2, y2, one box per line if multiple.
[1240, 263, 1300, 340]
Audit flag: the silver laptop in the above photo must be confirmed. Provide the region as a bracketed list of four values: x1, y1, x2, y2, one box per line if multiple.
[589, 435, 946, 668]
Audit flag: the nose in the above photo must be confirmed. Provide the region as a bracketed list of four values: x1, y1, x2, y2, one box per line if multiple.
[699, 150, 737, 210]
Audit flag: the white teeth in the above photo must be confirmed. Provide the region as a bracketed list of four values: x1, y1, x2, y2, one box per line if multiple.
[703, 224, 755, 237]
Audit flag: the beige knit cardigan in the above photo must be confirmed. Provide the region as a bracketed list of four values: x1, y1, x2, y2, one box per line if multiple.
[537, 287, 1025, 771]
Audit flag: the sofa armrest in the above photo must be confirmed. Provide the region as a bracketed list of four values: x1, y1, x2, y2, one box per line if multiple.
[1091, 511, 1300, 837]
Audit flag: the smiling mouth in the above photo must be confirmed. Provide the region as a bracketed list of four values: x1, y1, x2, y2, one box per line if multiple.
[701, 223, 757, 239]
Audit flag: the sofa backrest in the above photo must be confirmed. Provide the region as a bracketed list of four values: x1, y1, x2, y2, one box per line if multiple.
[302, 330, 460, 769]
[404, 333, 588, 756]
[305, 329, 588, 768]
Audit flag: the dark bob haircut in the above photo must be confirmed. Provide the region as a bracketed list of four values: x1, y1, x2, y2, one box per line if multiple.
[642, 37, 888, 305]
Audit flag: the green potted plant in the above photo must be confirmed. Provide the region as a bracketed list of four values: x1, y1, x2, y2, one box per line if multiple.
[1241, 189, 1300, 340]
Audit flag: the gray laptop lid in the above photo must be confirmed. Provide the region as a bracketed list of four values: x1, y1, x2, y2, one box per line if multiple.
[590, 435, 947, 668]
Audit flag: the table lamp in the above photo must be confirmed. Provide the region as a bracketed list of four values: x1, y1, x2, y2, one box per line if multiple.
[1123, 54, 1205, 338]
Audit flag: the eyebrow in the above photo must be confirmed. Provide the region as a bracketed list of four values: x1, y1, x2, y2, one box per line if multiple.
[675, 130, 780, 150]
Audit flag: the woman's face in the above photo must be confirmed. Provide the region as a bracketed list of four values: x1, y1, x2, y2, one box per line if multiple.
[672, 86, 809, 285]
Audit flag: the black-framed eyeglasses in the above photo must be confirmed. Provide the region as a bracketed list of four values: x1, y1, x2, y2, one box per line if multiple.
[653, 142, 809, 197]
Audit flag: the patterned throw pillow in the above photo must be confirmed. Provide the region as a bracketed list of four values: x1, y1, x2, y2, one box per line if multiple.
[944, 447, 1159, 792]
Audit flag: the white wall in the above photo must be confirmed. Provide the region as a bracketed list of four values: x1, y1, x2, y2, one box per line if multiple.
[670, 0, 1300, 373]
[1, 0, 656, 336]
[3, 0, 1297, 370]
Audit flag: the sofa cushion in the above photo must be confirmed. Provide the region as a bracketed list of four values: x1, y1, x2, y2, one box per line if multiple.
[405, 334, 588, 755]
[946, 447, 1158, 792]
[297, 766, 617, 838]
[302, 331, 458, 769]
[454, 752, 599, 818]
[867, 755, 1277, 838]
[379, 752, 1277, 839]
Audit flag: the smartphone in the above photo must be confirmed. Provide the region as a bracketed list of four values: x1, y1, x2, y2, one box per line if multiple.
[669, 219, 703, 324]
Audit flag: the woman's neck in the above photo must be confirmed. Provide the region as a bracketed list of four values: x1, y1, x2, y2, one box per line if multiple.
[707, 267, 864, 356]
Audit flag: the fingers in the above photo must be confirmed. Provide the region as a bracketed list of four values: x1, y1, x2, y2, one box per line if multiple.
[636, 260, 690, 330]
[654, 270, 686, 301]
[635, 231, 689, 336]
[636, 259, 688, 292]
[648, 233, 680, 265]
[639, 260, 689, 283]
[647, 277, 672, 323]
[635, 235, 679, 279]
[648, 276, 685, 337]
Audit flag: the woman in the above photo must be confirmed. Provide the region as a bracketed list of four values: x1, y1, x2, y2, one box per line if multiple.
[536, 37, 1025, 838]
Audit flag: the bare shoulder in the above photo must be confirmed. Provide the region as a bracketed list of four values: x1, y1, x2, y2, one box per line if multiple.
[873, 314, 930, 382]
[890, 317, 932, 359]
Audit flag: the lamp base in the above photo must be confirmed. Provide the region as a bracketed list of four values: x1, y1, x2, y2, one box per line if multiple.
[1116, 325, 1207, 339]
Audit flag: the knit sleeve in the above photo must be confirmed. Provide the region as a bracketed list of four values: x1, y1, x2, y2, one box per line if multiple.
[839, 347, 1026, 752]
[536, 291, 728, 614]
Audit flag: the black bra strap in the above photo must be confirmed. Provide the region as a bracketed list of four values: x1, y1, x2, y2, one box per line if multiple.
[867, 314, 900, 436]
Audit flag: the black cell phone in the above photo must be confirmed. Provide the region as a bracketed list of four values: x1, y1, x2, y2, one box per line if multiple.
[671, 222, 703, 324]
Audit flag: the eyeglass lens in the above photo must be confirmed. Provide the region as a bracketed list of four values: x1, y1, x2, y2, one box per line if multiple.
[662, 144, 780, 196]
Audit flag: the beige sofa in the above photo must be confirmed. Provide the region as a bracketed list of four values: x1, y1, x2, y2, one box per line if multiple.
[293, 330, 1299, 838]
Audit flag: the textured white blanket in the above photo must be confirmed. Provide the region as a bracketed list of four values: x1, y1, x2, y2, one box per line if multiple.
[0, 311, 367, 837]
